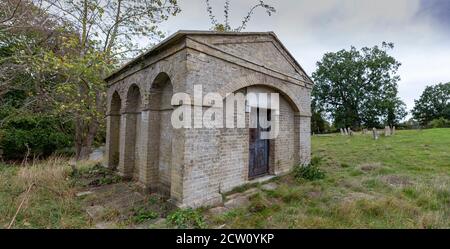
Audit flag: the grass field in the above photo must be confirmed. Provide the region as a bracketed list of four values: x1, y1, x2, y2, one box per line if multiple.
[207, 128, 450, 228]
[1, 128, 449, 228]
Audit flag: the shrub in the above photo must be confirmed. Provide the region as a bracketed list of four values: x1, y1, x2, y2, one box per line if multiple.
[428, 118, 450, 128]
[167, 208, 206, 229]
[133, 208, 159, 223]
[0, 114, 73, 160]
[293, 157, 325, 181]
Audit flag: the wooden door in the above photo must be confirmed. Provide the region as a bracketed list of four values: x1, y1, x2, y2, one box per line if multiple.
[249, 108, 270, 179]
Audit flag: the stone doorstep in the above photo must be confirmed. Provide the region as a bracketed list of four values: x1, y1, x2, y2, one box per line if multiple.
[248, 175, 276, 184]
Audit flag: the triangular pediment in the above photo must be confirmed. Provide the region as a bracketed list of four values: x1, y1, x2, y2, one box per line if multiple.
[186, 33, 313, 85]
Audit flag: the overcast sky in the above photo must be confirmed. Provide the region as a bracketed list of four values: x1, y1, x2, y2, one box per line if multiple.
[155, 0, 450, 116]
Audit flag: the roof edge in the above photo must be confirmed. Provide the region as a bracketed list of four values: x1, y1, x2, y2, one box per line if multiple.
[104, 30, 313, 84]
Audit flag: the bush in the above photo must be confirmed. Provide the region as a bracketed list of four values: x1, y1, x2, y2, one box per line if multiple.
[132, 208, 159, 223]
[167, 208, 206, 229]
[0, 114, 73, 160]
[428, 118, 450, 128]
[293, 157, 325, 181]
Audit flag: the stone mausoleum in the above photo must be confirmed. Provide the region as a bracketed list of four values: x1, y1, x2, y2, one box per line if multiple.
[104, 31, 313, 207]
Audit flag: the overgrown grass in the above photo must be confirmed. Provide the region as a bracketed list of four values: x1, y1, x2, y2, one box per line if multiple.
[207, 129, 450, 228]
[0, 157, 94, 228]
[1, 129, 448, 228]
[167, 208, 206, 229]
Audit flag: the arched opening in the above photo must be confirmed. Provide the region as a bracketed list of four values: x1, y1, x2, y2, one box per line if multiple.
[148, 73, 173, 195]
[218, 84, 300, 190]
[120, 84, 142, 180]
[107, 91, 121, 169]
[248, 85, 300, 176]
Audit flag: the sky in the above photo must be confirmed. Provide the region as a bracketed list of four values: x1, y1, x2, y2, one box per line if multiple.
[154, 0, 450, 117]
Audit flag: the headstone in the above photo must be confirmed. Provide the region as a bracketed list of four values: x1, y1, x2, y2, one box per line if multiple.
[340, 128, 344, 135]
[372, 128, 379, 140]
[348, 128, 353, 136]
[392, 126, 396, 135]
[344, 128, 348, 136]
[384, 126, 391, 137]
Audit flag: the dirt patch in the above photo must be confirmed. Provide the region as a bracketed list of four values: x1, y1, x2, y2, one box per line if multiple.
[79, 182, 173, 228]
[307, 191, 322, 199]
[359, 162, 382, 172]
[381, 175, 412, 187]
[341, 192, 377, 203]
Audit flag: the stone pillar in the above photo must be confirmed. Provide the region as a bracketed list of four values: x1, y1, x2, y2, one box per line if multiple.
[169, 124, 186, 206]
[299, 115, 311, 165]
[137, 110, 160, 192]
[105, 113, 121, 168]
[175, 105, 222, 208]
[118, 112, 137, 179]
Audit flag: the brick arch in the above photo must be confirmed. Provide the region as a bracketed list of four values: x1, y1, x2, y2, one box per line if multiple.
[106, 91, 122, 169]
[110, 91, 122, 114]
[124, 84, 143, 112]
[119, 83, 143, 180]
[149, 72, 172, 90]
[143, 71, 174, 196]
[217, 74, 304, 114]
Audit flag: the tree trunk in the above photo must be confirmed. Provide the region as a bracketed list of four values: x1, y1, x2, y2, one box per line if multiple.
[75, 119, 99, 160]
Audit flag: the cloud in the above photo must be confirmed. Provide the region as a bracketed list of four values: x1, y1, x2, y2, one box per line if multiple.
[155, 0, 450, 116]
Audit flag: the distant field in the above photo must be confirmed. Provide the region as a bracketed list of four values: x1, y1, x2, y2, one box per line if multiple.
[207, 128, 450, 228]
[1, 129, 449, 228]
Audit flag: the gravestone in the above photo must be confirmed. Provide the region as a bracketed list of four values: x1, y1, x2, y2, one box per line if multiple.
[372, 128, 379, 140]
[344, 128, 348, 136]
[348, 128, 353, 136]
[340, 128, 344, 135]
[384, 126, 391, 137]
[392, 126, 396, 135]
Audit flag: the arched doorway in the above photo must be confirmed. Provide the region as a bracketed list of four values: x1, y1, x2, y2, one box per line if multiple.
[218, 84, 300, 191]
[149, 73, 173, 195]
[107, 91, 121, 169]
[245, 85, 300, 177]
[119, 84, 142, 179]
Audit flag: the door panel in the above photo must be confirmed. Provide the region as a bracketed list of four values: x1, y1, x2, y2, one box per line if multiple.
[249, 108, 270, 179]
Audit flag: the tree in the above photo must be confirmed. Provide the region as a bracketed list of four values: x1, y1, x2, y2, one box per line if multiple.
[312, 42, 406, 129]
[1, 0, 180, 160]
[412, 83, 450, 126]
[311, 98, 330, 134]
[44, 0, 180, 159]
[205, 0, 275, 32]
